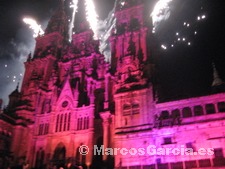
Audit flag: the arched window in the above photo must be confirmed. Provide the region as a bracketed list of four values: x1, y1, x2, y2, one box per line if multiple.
[38, 124, 44, 135]
[42, 99, 51, 114]
[35, 149, 45, 169]
[205, 104, 216, 114]
[194, 105, 204, 116]
[218, 102, 225, 112]
[44, 123, 49, 135]
[160, 111, 170, 119]
[182, 107, 192, 118]
[77, 118, 83, 130]
[172, 109, 180, 118]
[52, 143, 66, 168]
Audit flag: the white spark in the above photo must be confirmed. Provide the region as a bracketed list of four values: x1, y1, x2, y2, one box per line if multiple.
[13, 76, 16, 79]
[176, 32, 179, 36]
[201, 15, 206, 19]
[183, 38, 186, 41]
[23, 18, 44, 38]
[161, 44, 167, 50]
[152, 27, 156, 33]
[197, 16, 201, 21]
[5, 65, 7, 68]
[85, 0, 99, 39]
[188, 42, 191, 46]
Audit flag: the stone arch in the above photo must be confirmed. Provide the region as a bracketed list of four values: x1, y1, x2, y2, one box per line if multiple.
[35, 148, 45, 169]
[75, 143, 87, 168]
[52, 142, 66, 168]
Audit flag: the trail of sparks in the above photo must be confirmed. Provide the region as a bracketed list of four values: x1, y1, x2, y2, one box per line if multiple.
[160, 13, 207, 50]
[69, 0, 78, 42]
[97, 0, 117, 62]
[23, 18, 44, 37]
[85, 0, 99, 39]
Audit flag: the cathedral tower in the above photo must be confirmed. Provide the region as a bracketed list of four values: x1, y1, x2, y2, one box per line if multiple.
[109, 0, 156, 167]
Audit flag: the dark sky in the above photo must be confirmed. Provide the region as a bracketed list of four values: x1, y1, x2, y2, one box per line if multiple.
[0, 0, 225, 105]
[155, 0, 225, 101]
[0, 0, 115, 105]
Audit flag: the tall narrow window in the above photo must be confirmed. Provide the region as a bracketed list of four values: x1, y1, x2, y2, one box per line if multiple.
[84, 117, 87, 129]
[59, 114, 63, 132]
[80, 118, 83, 130]
[55, 115, 59, 132]
[64, 114, 67, 131]
[44, 123, 49, 134]
[87, 117, 89, 129]
[77, 118, 80, 130]
[67, 113, 71, 131]
[38, 124, 44, 135]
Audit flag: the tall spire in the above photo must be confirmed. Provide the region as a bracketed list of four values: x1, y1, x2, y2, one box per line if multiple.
[45, 0, 68, 38]
[212, 63, 224, 87]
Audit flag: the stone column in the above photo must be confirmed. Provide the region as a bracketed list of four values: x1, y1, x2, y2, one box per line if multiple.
[100, 111, 112, 161]
[104, 73, 110, 110]
[140, 28, 148, 61]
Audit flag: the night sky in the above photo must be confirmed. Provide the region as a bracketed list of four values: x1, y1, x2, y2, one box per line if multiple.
[0, 0, 225, 105]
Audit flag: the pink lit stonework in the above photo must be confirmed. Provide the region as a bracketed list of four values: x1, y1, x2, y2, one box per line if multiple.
[0, 0, 225, 169]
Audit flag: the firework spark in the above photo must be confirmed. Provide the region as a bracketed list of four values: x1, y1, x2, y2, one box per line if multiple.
[23, 18, 44, 38]
[151, 0, 173, 32]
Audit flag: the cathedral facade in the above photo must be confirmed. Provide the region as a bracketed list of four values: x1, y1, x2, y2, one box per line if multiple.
[1, 0, 225, 169]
